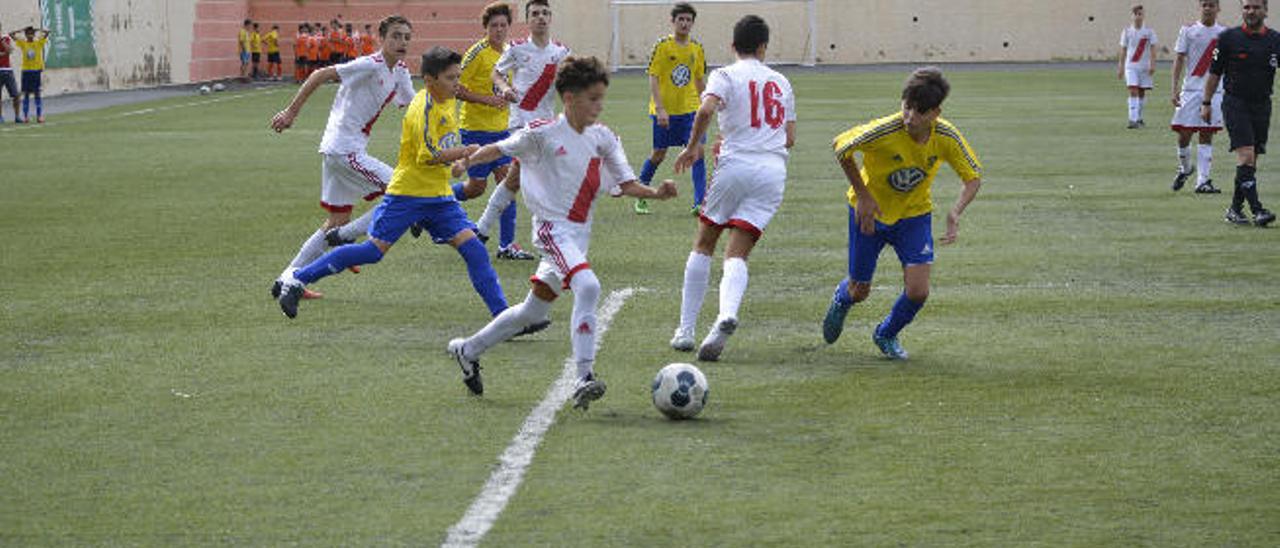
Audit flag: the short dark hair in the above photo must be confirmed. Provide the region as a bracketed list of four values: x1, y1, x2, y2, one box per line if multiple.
[253, 23, 260, 29]
[422, 46, 462, 78]
[378, 15, 411, 37]
[555, 56, 609, 95]
[483, 2, 513, 26]
[526, 0, 550, 17]
[732, 15, 769, 55]
[901, 67, 950, 112]
[1131, 5, 1143, 14]
[671, 2, 697, 20]
[243, 19, 251, 26]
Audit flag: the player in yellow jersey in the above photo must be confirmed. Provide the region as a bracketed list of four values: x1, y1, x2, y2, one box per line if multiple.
[250, 23, 263, 80]
[238, 19, 251, 80]
[822, 67, 984, 360]
[278, 47, 514, 323]
[11, 26, 49, 123]
[265, 24, 281, 80]
[635, 2, 706, 215]
[437, 2, 535, 260]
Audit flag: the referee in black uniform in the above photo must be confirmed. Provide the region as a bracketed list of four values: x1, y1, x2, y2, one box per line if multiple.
[1202, 0, 1279, 226]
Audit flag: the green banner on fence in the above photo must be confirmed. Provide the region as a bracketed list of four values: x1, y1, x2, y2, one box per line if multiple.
[41, 0, 97, 68]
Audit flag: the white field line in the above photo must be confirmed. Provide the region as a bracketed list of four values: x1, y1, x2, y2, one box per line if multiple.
[442, 287, 640, 548]
[0, 87, 287, 133]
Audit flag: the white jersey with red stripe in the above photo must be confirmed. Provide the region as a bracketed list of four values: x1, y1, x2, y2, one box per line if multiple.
[703, 57, 796, 164]
[497, 115, 636, 225]
[1120, 26, 1158, 70]
[318, 54, 415, 155]
[494, 37, 571, 129]
[1175, 21, 1227, 92]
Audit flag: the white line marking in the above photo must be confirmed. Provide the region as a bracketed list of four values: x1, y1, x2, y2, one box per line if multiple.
[0, 87, 287, 133]
[442, 287, 640, 548]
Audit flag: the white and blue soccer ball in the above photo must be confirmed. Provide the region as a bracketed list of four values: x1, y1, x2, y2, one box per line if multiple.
[652, 362, 708, 420]
[211, 82, 226, 92]
[198, 85, 211, 95]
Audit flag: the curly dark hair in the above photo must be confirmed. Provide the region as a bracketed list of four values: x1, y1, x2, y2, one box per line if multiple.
[555, 56, 609, 95]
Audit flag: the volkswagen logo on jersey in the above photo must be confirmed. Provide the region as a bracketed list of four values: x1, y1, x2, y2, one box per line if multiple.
[439, 131, 461, 150]
[887, 167, 927, 192]
[671, 64, 692, 87]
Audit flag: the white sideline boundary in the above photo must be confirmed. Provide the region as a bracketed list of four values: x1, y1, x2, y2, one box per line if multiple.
[0, 87, 286, 134]
[442, 287, 640, 548]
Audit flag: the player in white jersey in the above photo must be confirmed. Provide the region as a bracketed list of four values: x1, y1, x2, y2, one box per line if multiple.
[471, 0, 573, 249]
[670, 15, 796, 362]
[447, 56, 678, 407]
[1170, 0, 1227, 193]
[268, 15, 415, 299]
[1119, 5, 1159, 128]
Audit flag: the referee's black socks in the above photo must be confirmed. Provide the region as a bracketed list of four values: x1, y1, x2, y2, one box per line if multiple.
[1233, 164, 1261, 212]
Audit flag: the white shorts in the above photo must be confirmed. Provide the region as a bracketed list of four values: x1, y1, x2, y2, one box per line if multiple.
[531, 219, 592, 293]
[699, 154, 786, 239]
[320, 152, 392, 213]
[1171, 90, 1224, 132]
[1126, 67, 1154, 90]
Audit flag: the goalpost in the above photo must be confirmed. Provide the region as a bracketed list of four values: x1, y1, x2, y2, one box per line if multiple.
[608, 0, 818, 71]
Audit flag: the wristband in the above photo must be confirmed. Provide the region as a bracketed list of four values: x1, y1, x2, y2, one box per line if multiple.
[1202, 101, 1212, 106]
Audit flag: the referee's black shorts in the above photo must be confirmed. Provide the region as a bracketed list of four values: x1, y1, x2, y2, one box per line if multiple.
[1223, 94, 1272, 154]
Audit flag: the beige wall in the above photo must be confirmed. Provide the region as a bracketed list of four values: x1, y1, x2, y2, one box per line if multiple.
[9, 0, 1234, 95]
[4, 0, 194, 95]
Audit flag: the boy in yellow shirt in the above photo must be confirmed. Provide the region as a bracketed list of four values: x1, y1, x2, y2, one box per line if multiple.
[11, 26, 50, 123]
[823, 67, 984, 360]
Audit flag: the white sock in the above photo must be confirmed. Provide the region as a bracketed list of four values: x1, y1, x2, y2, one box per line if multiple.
[1197, 144, 1214, 185]
[477, 184, 516, 238]
[337, 209, 374, 241]
[717, 257, 749, 323]
[465, 291, 553, 359]
[1137, 97, 1145, 120]
[1128, 98, 1139, 122]
[1177, 146, 1192, 174]
[569, 269, 601, 379]
[282, 228, 328, 278]
[679, 252, 712, 335]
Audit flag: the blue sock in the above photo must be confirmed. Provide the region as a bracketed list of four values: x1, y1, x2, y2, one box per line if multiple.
[34, 96, 42, 117]
[499, 202, 516, 248]
[457, 237, 508, 316]
[639, 158, 657, 185]
[692, 157, 706, 206]
[295, 241, 383, 284]
[22, 96, 29, 118]
[452, 182, 468, 201]
[876, 293, 925, 339]
[833, 278, 853, 307]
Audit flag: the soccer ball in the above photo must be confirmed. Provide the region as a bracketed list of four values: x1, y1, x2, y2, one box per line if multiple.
[198, 85, 211, 95]
[211, 82, 226, 92]
[651, 362, 709, 420]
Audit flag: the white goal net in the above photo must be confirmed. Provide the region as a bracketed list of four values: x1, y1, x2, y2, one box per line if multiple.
[608, 0, 817, 71]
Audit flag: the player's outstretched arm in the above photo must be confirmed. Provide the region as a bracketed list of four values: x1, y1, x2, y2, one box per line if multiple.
[491, 69, 518, 103]
[674, 95, 718, 173]
[457, 83, 506, 109]
[942, 178, 982, 245]
[454, 144, 507, 178]
[617, 179, 677, 200]
[271, 66, 338, 132]
[838, 153, 879, 235]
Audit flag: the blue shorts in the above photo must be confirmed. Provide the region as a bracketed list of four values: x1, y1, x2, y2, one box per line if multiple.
[461, 129, 512, 179]
[848, 209, 934, 283]
[652, 112, 704, 149]
[368, 194, 476, 245]
[240, 52, 250, 64]
[20, 70, 40, 94]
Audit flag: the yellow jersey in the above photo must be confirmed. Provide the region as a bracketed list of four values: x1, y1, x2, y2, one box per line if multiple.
[834, 113, 982, 225]
[250, 32, 262, 54]
[264, 30, 279, 54]
[459, 39, 507, 132]
[238, 28, 250, 52]
[16, 37, 47, 71]
[388, 90, 462, 198]
[646, 35, 706, 116]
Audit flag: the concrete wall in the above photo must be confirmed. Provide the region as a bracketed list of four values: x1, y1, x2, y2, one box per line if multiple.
[6, 0, 1232, 95]
[4, 0, 194, 94]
